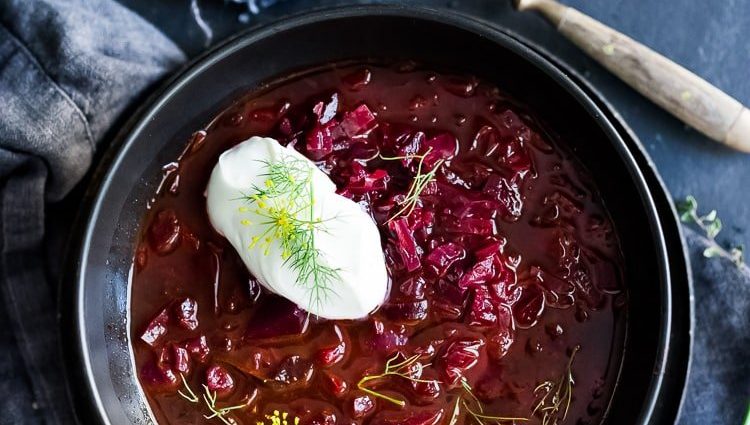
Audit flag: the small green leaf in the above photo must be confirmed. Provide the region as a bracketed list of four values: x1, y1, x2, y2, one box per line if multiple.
[676, 195, 698, 223]
[706, 217, 722, 239]
[703, 245, 723, 258]
[704, 210, 717, 222]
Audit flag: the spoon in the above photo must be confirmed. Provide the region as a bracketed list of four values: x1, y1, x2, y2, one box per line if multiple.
[514, 0, 750, 153]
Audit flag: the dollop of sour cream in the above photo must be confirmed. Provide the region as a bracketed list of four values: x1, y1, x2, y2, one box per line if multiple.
[206, 136, 388, 319]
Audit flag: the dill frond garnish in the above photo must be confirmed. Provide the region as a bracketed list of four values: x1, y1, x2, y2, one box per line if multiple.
[532, 345, 580, 425]
[240, 154, 341, 311]
[177, 373, 245, 425]
[357, 353, 434, 407]
[459, 377, 528, 424]
[178, 373, 199, 403]
[380, 147, 444, 222]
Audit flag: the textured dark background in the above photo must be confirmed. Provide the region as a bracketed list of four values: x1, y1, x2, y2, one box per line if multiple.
[119, 0, 750, 254]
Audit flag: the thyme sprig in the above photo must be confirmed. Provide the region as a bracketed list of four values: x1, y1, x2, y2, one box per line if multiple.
[458, 378, 528, 424]
[240, 155, 341, 310]
[357, 353, 434, 407]
[532, 346, 579, 425]
[177, 373, 245, 425]
[380, 147, 444, 222]
[677, 195, 745, 267]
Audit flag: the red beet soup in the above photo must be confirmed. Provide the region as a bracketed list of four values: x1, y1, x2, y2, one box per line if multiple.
[130, 63, 626, 425]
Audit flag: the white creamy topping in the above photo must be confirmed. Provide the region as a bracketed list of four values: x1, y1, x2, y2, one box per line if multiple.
[206, 136, 388, 319]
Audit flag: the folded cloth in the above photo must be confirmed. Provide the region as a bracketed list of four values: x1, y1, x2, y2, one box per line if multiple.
[0, 1, 184, 424]
[679, 227, 750, 425]
[0, 1, 747, 425]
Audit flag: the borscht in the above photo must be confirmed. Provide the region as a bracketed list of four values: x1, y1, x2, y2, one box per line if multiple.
[130, 63, 626, 425]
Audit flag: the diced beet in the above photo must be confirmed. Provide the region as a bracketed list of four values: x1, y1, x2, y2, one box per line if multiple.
[364, 319, 408, 354]
[342, 68, 372, 90]
[474, 117, 532, 175]
[271, 356, 314, 389]
[446, 217, 497, 236]
[483, 174, 523, 219]
[183, 335, 210, 362]
[406, 207, 435, 232]
[397, 131, 427, 166]
[425, 243, 466, 277]
[244, 296, 309, 341]
[388, 217, 422, 272]
[467, 288, 498, 327]
[340, 104, 376, 138]
[459, 256, 495, 289]
[380, 300, 428, 323]
[454, 200, 498, 220]
[323, 371, 348, 397]
[433, 278, 468, 307]
[206, 365, 235, 396]
[316, 341, 347, 367]
[347, 165, 390, 194]
[140, 358, 178, 390]
[399, 276, 427, 300]
[437, 338, 485, 387]
[487, 327, 515, 361]
[513, 284, 546, 329]
[422, 133, 458, 169]
[174, 297, 198, 331]
[306, 120, 337, 160]
[312, 93, 339, 124]
[140, 307, 170, 346]
[410, 378, 442, 401]
[148, 209, 181, 255]
[474, 238, 506, 259]
[350, 394, 376, 418]
[372, 408, 445, 425]
[171, 344, 191, 374]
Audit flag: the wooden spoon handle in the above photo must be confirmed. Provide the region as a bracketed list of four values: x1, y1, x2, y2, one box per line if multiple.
[515, 0, 750, 153]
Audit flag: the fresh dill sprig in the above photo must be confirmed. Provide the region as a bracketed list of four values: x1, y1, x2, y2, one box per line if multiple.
[177, 373, 245, 425]
[458, 377, 528, 424]
[380, 147, 444, 222]
[240, 154, 341, 311]
[677, 195, 745, 267]
[532, 346, 579, 425]
[178, 373, 200, 403]
[357, 353, 434, 407]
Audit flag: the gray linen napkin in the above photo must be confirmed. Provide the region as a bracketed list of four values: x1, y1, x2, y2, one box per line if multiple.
[0, 1, 184, 424]
[680, 227, 750, 425]
[0, 1, 747, 424]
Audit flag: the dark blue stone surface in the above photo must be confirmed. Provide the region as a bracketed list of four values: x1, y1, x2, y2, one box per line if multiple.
[120, 0, 750, 250]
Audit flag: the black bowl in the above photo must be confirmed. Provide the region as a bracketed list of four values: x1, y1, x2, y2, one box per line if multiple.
[62, 6, 691, 424]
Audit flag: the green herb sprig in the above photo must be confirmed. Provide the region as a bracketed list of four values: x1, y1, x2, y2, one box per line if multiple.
[356, 353, 434, 407]
[380, 147, 444, 222]
[532, 346, 579, 425]
[239, 155, 341, 311]
[177, 373, 245, 425]
[677, 195, 745, 267]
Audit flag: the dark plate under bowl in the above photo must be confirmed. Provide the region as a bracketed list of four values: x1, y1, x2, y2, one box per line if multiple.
[62, 6, 689, 425]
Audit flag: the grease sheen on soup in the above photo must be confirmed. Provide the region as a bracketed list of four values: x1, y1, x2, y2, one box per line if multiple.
[130, 63, 626, 425]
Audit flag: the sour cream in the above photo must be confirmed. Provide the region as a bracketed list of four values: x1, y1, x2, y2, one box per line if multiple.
[206, 136, 388, 319]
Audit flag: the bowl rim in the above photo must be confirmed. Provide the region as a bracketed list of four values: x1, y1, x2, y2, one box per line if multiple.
[62, 5, 677, 424]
